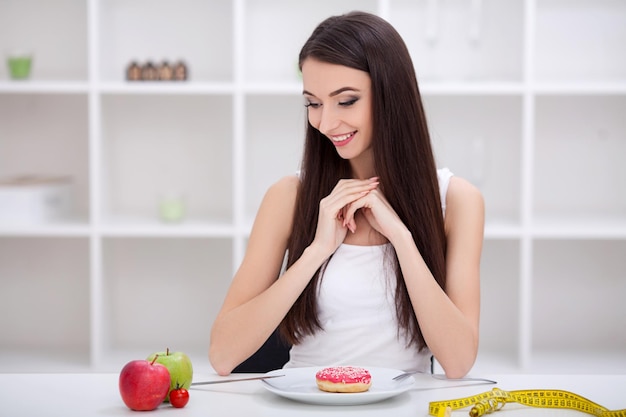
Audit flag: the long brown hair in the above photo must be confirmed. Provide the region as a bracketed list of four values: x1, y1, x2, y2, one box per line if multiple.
[279, 11, 447, 351]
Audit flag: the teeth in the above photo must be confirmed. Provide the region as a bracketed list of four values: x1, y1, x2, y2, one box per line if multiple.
[331, 132, 354, 142]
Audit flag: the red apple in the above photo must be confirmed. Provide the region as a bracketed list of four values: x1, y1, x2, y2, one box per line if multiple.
[119, 356, 171, 411]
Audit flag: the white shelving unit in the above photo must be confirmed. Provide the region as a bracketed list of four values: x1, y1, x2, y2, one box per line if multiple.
[1, 0, 624, 374]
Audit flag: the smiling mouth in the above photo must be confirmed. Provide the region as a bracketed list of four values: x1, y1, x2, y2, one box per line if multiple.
[330, 131, 356, 143]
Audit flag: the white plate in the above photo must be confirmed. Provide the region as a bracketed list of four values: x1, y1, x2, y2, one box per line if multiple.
[261, 367, 414, 405]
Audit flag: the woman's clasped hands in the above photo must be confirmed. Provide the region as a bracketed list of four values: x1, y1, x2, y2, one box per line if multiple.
[313, 177, 408, 256]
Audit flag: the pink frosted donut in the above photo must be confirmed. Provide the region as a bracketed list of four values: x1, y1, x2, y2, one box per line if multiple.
[315, 366, 372, 393]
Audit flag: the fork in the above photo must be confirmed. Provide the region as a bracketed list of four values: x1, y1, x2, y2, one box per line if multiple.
[392, 370, 497, 384]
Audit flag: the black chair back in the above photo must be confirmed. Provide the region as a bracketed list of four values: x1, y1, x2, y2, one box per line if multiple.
[232, 329, 291, 373]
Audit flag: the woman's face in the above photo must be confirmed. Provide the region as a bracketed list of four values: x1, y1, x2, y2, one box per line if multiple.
[301, 58, 373, 163]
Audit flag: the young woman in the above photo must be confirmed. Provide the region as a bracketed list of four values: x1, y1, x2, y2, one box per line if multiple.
[209, 11, 484, 379]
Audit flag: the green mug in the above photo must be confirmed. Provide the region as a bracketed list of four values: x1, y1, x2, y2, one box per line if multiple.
[158, 195, 186, 223]
[7, 54, 32, 79]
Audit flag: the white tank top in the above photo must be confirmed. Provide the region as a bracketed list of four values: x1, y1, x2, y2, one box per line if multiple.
[284, 168, 453, 372]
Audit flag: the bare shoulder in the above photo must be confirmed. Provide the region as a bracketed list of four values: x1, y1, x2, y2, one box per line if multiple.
[241, 174, 300, 277]
[447, 176, 483, 206]
[444, 176, 484, 234]
[269, 174, 300, 196]
[262, 174, 300, 213]
[252, 174, 300, 237]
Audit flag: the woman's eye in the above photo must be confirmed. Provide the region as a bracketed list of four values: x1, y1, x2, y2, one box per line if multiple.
[339, 98, 359, 107]
[305, 102, 321, 109]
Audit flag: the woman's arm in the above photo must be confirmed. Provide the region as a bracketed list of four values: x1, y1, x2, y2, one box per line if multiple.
[209, 176, 379, 375]
[210, 175, 382, 375]
[392, 176, 484, 378]
[209, 176, 327, 375]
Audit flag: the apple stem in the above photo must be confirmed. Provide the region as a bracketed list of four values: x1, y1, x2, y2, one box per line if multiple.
[150, 354, 159, 365]
[166, 347, 170, 356]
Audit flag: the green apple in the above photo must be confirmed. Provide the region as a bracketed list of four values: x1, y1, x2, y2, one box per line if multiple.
[146, 348, 193, 402]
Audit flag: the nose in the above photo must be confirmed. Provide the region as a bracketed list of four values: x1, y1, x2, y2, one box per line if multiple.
[316, 105, 340, 135]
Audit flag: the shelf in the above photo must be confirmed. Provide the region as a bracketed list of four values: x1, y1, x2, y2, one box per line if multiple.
[533, 95, 626, 221]
[534, 0, 626, 83]
[100, 94, 233, 224]
[388, 0, 524, 83]
[531, 240, 626, 354]
[0, 219, 90, 237]
[98, 216, 235, 238]
[0, 237, 90, 365]
[243, 82, 302, 95]
[532, 215, 626, 240]
[479, 240, 520, 361]
[244, 94, 304, 217]
[98, 81, 236, 95]
[424, 95, 523, 226]
[100, 238, 232, 368]
[1, 0, 625, 375]
[97, 0, 233, 83]
[420, 81, 524, 96]
[484, 222, 522, 240]
[0, 81, 89, 94]
[0, 0, 88, 82]
[7, 217, 623, 241]
[243, 0, 378, 84]
[0, 94, 90, 223]
[534, 82, 626, 95]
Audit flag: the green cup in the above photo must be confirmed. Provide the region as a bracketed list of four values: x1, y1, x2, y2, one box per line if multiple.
[158, 196, 186, 223]
[7, 54, 32, 79]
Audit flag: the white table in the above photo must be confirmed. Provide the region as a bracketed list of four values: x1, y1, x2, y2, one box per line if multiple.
[1, 373, 624, 416]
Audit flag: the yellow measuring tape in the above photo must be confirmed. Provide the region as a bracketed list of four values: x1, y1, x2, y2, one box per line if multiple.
[429, 388, 626, 417]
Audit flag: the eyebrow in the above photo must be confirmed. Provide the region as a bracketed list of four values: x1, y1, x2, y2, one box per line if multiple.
[302, 87, 361, 97]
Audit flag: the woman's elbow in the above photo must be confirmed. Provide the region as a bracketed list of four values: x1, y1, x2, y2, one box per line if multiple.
[443, 362, 473, 379]
[441, 353, 476, 379]
[441, 339, 478, 379]
[209, 343, 235, 376]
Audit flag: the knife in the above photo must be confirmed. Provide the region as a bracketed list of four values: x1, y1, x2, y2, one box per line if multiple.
[190, 374, 285, 386]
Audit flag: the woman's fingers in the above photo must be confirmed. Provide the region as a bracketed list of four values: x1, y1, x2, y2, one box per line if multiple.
[325, 177, 377, 210]
[342, 193, 368, 231]
[314, 178, 379, 250]
[329, 178, 377, 233]
[323, 178, 378, 218]
[342, 187, 398, 237]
